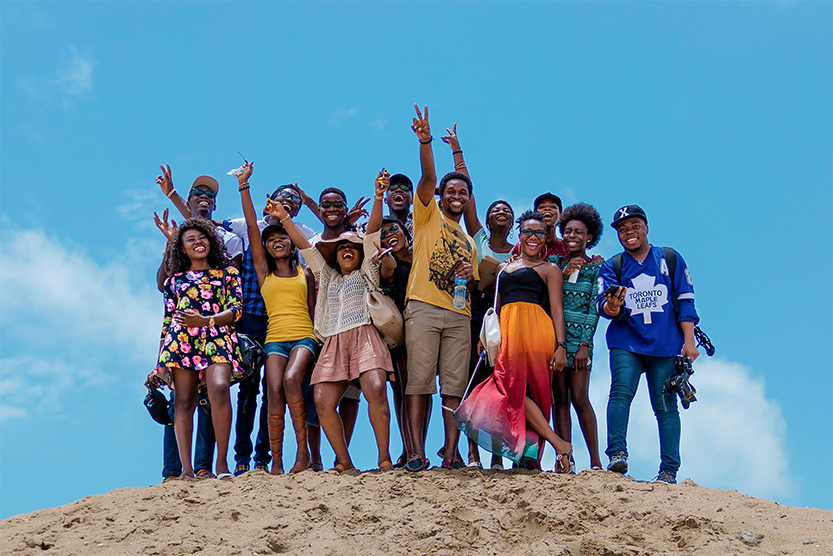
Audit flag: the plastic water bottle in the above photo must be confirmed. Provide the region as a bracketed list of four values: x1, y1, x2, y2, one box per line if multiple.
[453, 275, 467, 309]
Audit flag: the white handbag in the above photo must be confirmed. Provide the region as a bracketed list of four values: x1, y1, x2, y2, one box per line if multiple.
[479, 268, 502, 366]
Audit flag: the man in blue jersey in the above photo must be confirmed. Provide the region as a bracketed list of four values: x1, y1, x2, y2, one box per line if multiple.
[596, 205, 699, 484]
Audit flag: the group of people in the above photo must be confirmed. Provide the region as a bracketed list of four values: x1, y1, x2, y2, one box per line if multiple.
[145, 105, 700, 485]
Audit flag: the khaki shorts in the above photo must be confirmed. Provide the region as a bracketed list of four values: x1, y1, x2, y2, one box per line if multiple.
[404, 300, 471, 398]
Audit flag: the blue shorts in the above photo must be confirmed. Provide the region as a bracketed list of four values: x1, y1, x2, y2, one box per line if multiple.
[264, 337, 320, 360]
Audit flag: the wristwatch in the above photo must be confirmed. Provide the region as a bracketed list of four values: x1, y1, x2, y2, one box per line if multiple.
[557, 342, 568, 351]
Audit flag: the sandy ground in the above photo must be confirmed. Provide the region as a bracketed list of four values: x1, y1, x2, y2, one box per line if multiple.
[2, 468, 831, 556]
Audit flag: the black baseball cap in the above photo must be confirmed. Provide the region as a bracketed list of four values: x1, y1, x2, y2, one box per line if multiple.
[534, 192, 562, 212]
[389, 174, 413, 190]
[611, 205, 648, 229]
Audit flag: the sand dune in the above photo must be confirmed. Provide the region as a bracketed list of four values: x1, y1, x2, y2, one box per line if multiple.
[2, 468, 831, 555]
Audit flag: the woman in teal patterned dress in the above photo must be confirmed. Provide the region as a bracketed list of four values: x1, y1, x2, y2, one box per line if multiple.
[151, 217, 243, 479]
[548, 203, 605, 471]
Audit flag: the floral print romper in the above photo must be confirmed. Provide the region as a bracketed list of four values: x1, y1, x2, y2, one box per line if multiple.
[154, 267, 244, 387]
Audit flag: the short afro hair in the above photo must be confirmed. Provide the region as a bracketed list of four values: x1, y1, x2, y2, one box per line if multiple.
[319, 187, 347, 204]
[438, 172, 472, 196]
[516, 210, 547, 230]
[558, 203, 603, 249]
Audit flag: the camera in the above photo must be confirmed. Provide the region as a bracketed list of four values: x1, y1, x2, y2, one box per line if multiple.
[665, 356, 697, 409]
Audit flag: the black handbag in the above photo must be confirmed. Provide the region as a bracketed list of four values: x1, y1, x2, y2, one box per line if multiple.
[144, 385, 174, 425]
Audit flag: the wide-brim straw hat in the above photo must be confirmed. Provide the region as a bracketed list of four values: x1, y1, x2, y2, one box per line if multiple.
[315, 231, 363, 269]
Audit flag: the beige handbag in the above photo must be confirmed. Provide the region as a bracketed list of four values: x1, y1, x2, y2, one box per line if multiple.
[361, 271, 405, 349]
[479, 268, 503, 366]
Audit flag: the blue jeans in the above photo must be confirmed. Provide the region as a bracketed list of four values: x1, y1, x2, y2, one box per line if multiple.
[233, 313, 270, 468]
[606, 348, 681, 476]
[162, 391, 216, 476]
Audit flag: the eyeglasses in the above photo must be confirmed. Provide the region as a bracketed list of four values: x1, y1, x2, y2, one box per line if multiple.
[272, 190, 301, 205]
[388, 182, 412, 192]
[520, 228, 547, 239]
[380, 224, 400, 240]
[320, 200, 345, 209]
[190, 187, 217, 200]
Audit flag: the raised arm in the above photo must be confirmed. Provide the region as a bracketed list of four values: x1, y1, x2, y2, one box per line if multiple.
[156, 164, 193, 220]
[264, 198, 312, 250]
[295, 184, 325, 225]
[442, 123, 481, 236]
[412, 104, 437, 206]
[237, 163, 270, 287]
[366, 169, 389, 234]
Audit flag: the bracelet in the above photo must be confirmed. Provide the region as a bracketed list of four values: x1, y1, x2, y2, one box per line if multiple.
[452, 150, 463, 155]
[166, 189, 176, 199]
[419, 136, 433, 144]
[579, 342, 590, 347]
[280, 216, 291, 223]
[557, 342, 568, 351]
[374, 194, 384, 201]
[238, 183, 250, 191]
[455, 161, 467, 169]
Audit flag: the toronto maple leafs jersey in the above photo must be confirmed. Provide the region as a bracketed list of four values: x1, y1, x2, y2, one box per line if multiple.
[596, 245, 699, 357]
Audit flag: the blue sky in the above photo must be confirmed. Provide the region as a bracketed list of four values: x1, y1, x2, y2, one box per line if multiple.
[1, 2, 830, 518]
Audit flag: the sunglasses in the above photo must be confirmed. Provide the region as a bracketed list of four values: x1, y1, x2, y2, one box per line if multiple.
[520, 228, 547, 239]
[272, 190, 302, 205]
[380, 224, 400, 240]
[389, 182, 412, 192]
[189, 187, 217, 200]
[320, 200, 346, 209]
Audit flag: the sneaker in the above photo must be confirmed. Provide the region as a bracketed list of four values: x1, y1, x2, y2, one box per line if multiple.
[607, 452, 628, 474]
[655, 471, 677, 484]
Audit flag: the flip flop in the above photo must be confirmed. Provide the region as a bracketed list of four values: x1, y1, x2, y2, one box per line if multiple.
[330, 463, 355, 473]
[217, 472, 233, 480]
[195, 469, 215, 479]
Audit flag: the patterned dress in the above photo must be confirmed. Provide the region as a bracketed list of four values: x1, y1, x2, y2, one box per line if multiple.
[154, 267, 244, 386]
[549, 256, 602, 370]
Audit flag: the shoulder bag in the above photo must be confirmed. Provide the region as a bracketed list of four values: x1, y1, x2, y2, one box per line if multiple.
[479, 267, 503, 366]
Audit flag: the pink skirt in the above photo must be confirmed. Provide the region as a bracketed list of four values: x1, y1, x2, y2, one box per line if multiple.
[311, 324, 394, 386]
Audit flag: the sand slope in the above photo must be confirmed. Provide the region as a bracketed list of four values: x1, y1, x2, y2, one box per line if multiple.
[2, 469, 831, 555]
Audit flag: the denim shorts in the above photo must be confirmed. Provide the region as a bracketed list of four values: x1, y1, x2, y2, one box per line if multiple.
[264, 337, 320, 359]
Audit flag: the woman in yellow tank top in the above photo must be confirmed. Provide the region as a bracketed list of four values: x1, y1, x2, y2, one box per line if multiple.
[238, 163, 318, 475]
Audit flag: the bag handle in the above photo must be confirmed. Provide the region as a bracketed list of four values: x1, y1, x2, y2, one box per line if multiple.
[492, 266, 503, 309]
[359, 269, 380, 293]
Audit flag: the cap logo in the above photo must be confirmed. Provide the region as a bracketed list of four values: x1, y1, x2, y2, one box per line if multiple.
[616, 207, 630, 220]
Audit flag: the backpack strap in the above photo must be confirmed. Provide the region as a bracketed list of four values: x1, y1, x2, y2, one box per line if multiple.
[612, 253, 624, 284]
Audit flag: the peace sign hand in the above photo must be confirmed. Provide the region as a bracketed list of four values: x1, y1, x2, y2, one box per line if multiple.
[153, 208, 178, 240]
[156, 164, 174, 196]
[441, 122, 460, 151]
[411, 104, 431, 143]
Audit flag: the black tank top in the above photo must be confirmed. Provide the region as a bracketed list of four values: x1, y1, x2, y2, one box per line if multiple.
[498, 266, 549, 311]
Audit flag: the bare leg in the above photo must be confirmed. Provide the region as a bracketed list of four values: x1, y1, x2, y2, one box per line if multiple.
[339, 397, 359, 447]
[525, 396, 572, 457]
[392, 348, 412, 462]
[308, 425, 321, 464]
[359, 369, 392, 466]
[441, 395, 462, 463]
[204, 363, 233, 476]
[570, 368, 602, 469]
[314, 381, 352, 469]
[171, 367, 199, 477]
[406, 394, 427, 462]
[263, 354, 287, 474]
[284, 348, 316, 470]
[552, 368, 572, 445]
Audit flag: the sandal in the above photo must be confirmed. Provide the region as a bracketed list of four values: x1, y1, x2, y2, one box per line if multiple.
[310, 461, 324, 472]
[195, 469, 215, 479]
[403, 456, 427, 473]
[330, 463, 355, 473]
[440, 459, 464, 470]
[556, 453, 575, 475]
[289, 461, 309, 474]
[393, 453, 408, 469]
[378, 460, 394, 472]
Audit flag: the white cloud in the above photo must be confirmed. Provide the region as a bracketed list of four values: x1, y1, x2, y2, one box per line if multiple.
[327, 107, 359, 127]
[370, 116, 388, 131]
[0, 226, 161, 420]
[55, 50, 94, 95]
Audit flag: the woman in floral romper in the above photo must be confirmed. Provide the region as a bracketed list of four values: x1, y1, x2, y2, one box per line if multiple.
[152, 217, 243, 478]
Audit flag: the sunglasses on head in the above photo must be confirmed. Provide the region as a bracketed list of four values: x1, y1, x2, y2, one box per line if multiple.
[388, 182, 412, 192]
[380, 224, 400, 240]
[520, 228, 547, 239]
[320, 200, 345, 209]
[273, 189, 301, 205]
[190, 187, 217, 200]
